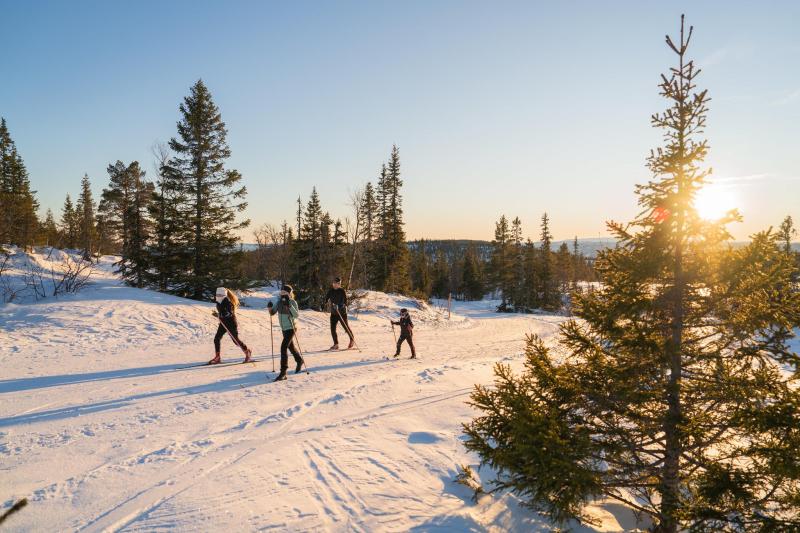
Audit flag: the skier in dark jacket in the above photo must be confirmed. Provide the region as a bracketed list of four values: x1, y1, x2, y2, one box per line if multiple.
[267, 285, 304, 381]
[324, 277, 354, 350]
[210, 287, 252, 365]
[391, 308, 416, 359]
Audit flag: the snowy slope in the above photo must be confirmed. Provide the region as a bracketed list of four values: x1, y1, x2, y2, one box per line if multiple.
[1, 250, 648, 532]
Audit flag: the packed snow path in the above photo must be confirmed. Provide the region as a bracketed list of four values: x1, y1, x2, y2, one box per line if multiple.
[1, 262, 644, 531]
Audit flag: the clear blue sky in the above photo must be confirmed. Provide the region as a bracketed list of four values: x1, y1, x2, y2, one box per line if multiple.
[2, 1, 798, 241]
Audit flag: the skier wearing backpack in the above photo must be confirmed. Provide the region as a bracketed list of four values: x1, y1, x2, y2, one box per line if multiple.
[391, 308, 416, 359]
[324, 276, 354, 350]
[210, 287, 252, 365]
[267, 284, 304, 381]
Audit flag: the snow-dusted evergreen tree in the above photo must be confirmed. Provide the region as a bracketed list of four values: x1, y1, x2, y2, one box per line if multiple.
[464, 17, 800, 531]
[0, 118, 39, 249]
[165, 80, 249, 299]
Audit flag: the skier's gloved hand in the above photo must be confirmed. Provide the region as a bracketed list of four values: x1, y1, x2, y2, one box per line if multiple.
[212, 311, 218, 317]
[267, 301, 273, 308]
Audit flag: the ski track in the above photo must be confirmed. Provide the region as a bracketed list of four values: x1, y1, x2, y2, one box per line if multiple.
[0, 270, 641, 531]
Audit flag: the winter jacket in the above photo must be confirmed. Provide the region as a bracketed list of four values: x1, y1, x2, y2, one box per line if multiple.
[325, 287, 348, 314]
[216, 298, 237, 326]
[269, 296, 299, 331]
[392, 314, 414, 335]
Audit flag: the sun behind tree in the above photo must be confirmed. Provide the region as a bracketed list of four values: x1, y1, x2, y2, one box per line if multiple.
[463, 16, 800, 532]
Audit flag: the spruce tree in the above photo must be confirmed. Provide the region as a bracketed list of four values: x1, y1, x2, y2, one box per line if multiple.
[510, 217, 526, 310]
[410, 239, 432, 297]
[371, 147, 411, 294]
[60, 194, 78, 249]
[461, 244, 485, 301]
[166, 79, 249, 299]
[147, 147, 185, 292]
[431, 250, 450, 299]
[102, 161, 153, 286]
[39, 209, 59, 247]
[778, 215, 796, 254]
[464, 17, 800, 531]
[490, 215, 514, 310]
[0, 118, 39, 249]
[75, 174, 97, 259]
[537, 212, 558, 310]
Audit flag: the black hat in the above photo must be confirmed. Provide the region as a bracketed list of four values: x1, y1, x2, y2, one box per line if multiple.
[333, 277, 341, 283]
[400, 308, 408, 314]
[282, 284, 293, 293]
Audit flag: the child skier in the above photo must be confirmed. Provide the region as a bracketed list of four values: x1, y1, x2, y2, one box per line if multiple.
[267, 284, 305, 381]
[210, 287, 252, 365]
[324, 276, 354, 350]
[391, 308, 416, 359]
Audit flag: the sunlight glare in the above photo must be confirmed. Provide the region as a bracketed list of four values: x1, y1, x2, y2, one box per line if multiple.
[693, 183, 739, 221]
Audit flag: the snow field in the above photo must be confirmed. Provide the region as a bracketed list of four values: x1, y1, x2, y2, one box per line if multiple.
[1, 250, 646, 531]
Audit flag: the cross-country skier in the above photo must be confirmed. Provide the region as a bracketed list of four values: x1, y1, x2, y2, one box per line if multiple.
[210, 287, 252, 365]
[391, 308, 416, 359]
[324, 276, 354, 350]
[267, 284, 304, 381]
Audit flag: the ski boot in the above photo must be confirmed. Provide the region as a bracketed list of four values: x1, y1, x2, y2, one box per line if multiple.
[347, 339, 355, 349]
[329, 344, 339, 351]
[273, 370, 287, 382]
[243, 348, 253, 363]
[295, 358, 305, 374]
[208, 353, 221, 365]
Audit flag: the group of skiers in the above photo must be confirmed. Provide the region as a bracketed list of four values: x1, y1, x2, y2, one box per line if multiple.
[209, 276, 416, 382]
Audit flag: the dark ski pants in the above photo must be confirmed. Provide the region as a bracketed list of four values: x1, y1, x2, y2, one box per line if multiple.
[280, 329, 303, 370]
[395, 332, 416, 357]
[330, 311, 353, 345]
[214, 321, 248, 353]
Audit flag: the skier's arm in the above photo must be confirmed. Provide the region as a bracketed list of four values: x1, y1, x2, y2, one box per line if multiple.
[289, 299, 299, 319]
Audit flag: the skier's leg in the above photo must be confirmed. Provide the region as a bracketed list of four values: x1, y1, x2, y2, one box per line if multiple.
[227, 322, 252, 361]
[279, 330, 291, 371]
[329, 314, 339, 348]
[407, 334, 416, 359]
[210, 324, 225, 364]
[214, 324, 225, 353]
[395, 334, 405, 356]
[273, 330, 290, 381]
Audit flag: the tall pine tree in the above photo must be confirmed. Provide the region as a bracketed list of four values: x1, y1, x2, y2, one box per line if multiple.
[75, 174, 97, 259]
[0, 118, 39, 249]
[464, 17, 800, 531]
[165, 80, 249, 299]
[102, 161, 153, 286]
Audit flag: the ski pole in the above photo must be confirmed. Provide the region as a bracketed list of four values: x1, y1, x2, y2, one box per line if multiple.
[289, 316, 309, 374]
[217, 315, 246, 354]
[335, 305, 359, 350]
[391, 321, 397, 343]
[269, 309, 275, 372]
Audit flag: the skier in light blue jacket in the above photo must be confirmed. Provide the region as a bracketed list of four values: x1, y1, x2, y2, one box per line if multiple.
[267, 285, 304, 381]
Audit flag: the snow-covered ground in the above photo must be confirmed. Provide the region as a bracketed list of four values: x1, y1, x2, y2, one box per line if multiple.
[1, 250, 648, 531]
